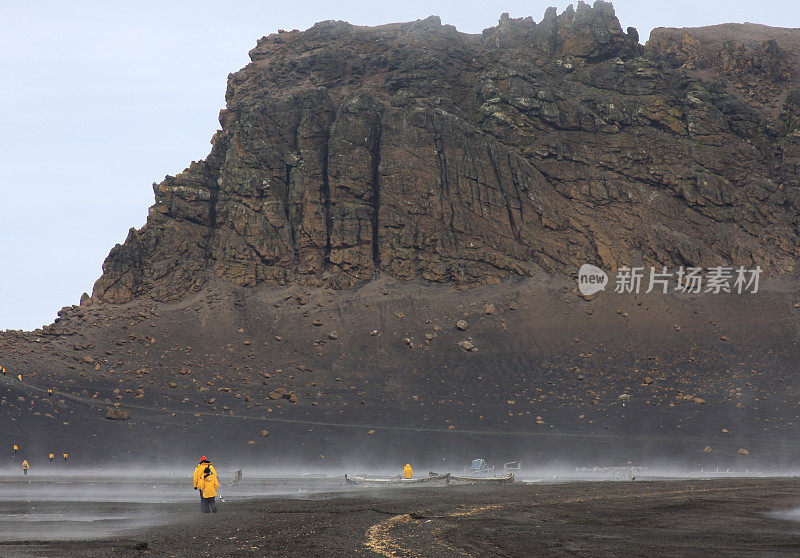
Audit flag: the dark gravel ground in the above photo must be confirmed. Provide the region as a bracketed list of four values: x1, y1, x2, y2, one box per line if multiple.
[5, 478, 800, 557]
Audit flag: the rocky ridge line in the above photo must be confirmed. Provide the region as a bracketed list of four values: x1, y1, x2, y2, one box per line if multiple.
[91, 1, 800, 304]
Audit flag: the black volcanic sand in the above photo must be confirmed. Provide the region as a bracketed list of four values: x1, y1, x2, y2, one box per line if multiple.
[5, 478, 800, 557]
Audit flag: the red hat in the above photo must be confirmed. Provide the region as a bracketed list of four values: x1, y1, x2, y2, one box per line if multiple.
[200, 456, 206, 461]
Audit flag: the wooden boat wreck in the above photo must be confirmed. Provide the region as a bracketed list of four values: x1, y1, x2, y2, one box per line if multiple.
[447, 459, 516, 484]
[344, 472, 450, 486]
[345, 459, 515, 487]
[449, 473, 514, 485]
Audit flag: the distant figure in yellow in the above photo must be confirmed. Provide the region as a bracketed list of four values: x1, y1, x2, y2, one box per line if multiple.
[13, 444, 18, 453]
[48, 389, 53, 396]
[1, 366, 6, 375]
[63, 452, 69, 462]
[403, 464, 413, 479]
[49, 453, 54, 462]
[22, 460, 29, 475]
[197, 464, 219, 513]
[17, 374, 22, 381]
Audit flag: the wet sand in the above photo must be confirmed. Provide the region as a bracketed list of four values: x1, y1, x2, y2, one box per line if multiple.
[0, 474, 354, 546]
[5, 477, 800, 557]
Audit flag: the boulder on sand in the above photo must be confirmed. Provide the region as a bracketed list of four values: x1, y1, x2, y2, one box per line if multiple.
[458, 340, 477, 351]
[269, 389, 285, 400]
[106, 408, 131, 421]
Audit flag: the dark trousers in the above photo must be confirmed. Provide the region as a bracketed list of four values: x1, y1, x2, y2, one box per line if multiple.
[200, 495, 217, 513]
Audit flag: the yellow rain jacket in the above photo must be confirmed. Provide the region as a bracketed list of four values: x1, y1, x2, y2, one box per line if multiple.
[22, 460, 29, 470]
[193, 461, 216, 488]
[197, 467, 219, 498]
[403, 464, 413, 479]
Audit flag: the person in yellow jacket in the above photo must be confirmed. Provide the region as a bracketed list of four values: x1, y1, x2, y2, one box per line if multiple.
[193, 456, 217, 510]
[403, 464, 413, 479]
[196, 463, 219, 513]
[63, 452, 69, 462]
[193, 456, 216, 489]
[22, 460, 29, 475]
[13, 443, 18, 454]
[49, 453, 54, 462]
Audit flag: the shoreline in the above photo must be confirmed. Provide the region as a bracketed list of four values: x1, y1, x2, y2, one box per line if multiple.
[4, 477, 800, 557]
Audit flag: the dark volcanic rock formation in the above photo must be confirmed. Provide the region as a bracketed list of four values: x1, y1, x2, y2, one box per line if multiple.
[92, 1, 800, 304]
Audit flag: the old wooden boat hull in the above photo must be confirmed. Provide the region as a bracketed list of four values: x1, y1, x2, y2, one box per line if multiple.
[344, 473, 450, 486]
[449, 473, 514, 485]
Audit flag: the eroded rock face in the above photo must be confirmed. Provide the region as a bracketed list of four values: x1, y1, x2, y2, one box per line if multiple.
[648, 27, 792, 83]
[92, 3, 800, 304]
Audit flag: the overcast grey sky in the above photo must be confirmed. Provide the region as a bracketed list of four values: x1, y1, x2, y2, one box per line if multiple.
[1, 1, 797, 330]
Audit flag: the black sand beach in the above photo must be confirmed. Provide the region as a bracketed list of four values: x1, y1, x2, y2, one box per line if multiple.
[5, 478, 800, 557]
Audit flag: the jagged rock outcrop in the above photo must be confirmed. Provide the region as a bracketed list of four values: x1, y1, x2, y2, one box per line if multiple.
[92, 2, 800, 304]
[482, 1, 639, 59]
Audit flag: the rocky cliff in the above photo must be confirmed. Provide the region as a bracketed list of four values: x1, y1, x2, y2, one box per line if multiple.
[92, 1, 800, 304]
